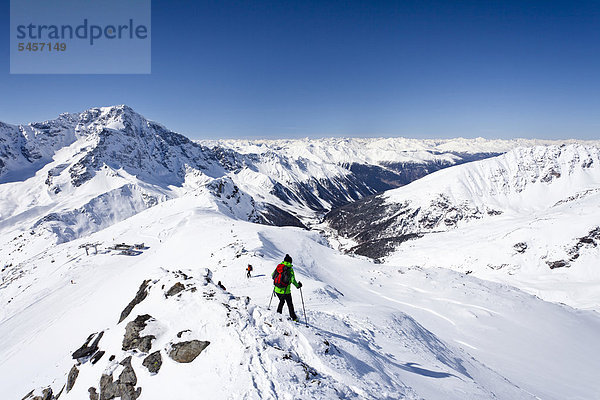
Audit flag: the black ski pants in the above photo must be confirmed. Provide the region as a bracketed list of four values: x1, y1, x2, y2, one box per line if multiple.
[276, 292, 297, 320]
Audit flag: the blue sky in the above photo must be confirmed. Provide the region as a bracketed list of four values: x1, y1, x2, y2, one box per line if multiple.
[1, 0, 599, 139]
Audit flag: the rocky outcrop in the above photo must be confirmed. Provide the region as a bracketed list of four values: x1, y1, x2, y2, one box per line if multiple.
[168, 340, 210, 363]
[122, 315, 155, 353]
[547, 227, 600, 269]
[99, 356, 141, 400]
[22, 387, 52, 400]
[514, 242, 528, 254]
[118, 280, 151, 323]
[88, 387, 99, 400]
[66, 365, 79, 392]
[91, 351, 105, 364]
[142, 351, 162, 373]
[166, 282, 185, 297]
[547, 260, 569, 269]
[73, 331, 104, 359]
[568, 227, 600, 260]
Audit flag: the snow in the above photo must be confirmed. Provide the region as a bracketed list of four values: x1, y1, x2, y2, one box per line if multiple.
[2, 195, 600, 399]
[369, 145, 600, 311]
[2, 106, 600, 399]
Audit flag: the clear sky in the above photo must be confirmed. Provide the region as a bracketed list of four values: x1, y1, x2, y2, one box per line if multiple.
[1, 0, 599, 139]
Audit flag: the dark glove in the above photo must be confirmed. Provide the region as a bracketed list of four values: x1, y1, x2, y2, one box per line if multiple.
[297, 282, 303, 288]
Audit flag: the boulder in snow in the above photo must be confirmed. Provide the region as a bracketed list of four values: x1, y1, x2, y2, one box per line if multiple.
[168, 340, 210, 363]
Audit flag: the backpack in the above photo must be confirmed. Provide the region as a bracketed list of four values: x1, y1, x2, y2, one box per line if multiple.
[273, 263, 291, 288]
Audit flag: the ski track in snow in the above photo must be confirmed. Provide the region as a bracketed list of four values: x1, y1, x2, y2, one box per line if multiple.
[367, 289, 458, 327]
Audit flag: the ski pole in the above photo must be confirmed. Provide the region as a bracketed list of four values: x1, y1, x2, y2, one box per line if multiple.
[268, 290, 274, 310]
[299, 287, 308, 327]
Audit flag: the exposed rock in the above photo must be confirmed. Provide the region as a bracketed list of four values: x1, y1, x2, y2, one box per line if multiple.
[88, 387, 99, 400]
[201, 268, 213, 282]
[514, 242, 528, 254]
[99, 357, 141, 400]
[66, 365, 79, 392]
[54, 385, 65, 399]
[99, 373, 117, 399]
[21, 390, 34, 400]
[547, 260, 569, 269]
[119, 280, 151, 323]
[166, 282, 185, 297]
[176, 329, 191, 338]
[119, 357, 138, 385]
[31, 387, 52, 400]
[169, 340, 210, 363]
[73, 331, 104, 359]
[349, 233, 422, 260]
[91, 350, 105, 364]
[122, 314, 155, 352]
[260, 203, 307, 228]
[142, 351, 162, 373]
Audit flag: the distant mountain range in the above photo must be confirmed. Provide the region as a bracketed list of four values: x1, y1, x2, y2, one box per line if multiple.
[2, 105, 599, 296]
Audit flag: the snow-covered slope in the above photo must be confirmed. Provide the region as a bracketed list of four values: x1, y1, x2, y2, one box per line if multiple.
[3, 196, 599, 400]
[3, 107, 600, 399]
[326, 144, 600, 309]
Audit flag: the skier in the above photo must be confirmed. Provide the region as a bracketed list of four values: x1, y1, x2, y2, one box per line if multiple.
[246, 264, 253, 278]
[272, 254, 302, 321]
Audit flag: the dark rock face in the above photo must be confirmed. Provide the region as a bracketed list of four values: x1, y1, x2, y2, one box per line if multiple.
[66, 365, 79, 392]
[54, 385, 65, 399]
[325, 191, 495, 259]
[99, 357, 141, 400]
[119, 280, 151, 323]
[514, 242, 528, 253]
[176, 329, 191, 338]
[30, 387, 52, 400]
[325, 196, 424, 258]
[350, 234, 423, 260]
[89, 387, 99, 400]
[547, 260, 569, 269]
[73, 331, 104, 359]
[91, 350, 105, 364]
[168, 340, 210, 363]
[260, 204, 306, 229]
[142, 351, 163, 374]
[289, 176, 376, 212]
[166, 282, 185, 297]
[122, 315, 155, 353]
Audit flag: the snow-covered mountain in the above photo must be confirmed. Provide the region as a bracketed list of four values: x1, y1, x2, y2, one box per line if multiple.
[4, 197, 600, 400]
[3, 106, 600, 399]
[325, 144, 600, 309]
[1, 105, 551, 267]
[201, 137, 592, 208]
